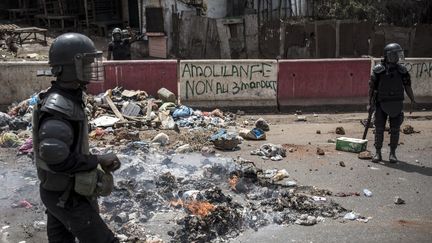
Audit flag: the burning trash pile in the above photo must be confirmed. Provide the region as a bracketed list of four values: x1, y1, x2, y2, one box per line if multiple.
[97, 144, 349, 242]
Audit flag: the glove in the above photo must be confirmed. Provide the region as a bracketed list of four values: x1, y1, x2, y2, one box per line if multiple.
[97, 153, 121, 172]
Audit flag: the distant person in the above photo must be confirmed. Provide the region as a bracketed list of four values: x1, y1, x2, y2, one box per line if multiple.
[107, 27, 131, 60]
[369, 43, 416, 163]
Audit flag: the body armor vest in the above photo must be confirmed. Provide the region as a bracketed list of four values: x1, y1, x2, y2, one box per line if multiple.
[377, 67, 405, 102]
[111, 40, 131, 60]
[33, 92, 89, 191]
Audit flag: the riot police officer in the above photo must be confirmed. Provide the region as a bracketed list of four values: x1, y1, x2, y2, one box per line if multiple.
[107, 27, 131, 60]
[369, 43, 416, 163]
[33, 33, 121, 242]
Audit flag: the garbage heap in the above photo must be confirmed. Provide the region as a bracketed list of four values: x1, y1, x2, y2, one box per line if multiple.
[101, 147, 348, 242]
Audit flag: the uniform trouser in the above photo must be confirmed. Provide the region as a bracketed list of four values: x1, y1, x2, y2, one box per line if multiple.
[40, 186, 118, 243]
[374, 104, 404, 150]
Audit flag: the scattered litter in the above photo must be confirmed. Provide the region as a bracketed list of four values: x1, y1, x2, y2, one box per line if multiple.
[272, 169, 289, 181]
[339, 161, 346, 167]
[0, 132, 21, 147]
[334, 192, 360, 197]
[18, 138, 33, 154]
[121, 102, 141, 116]
[358, 151, 372, 160]
[316, 130, 321, 134]
[251, 143, 286, 159]
[295, 214, 317, 226]
[363, 189, 373, 197]
[0, 112, 11, 126]
[152, 133, 170, 146]
[343, 212, 358, 220]
[336, 137, 367, 153]
[239, 127, 266, 140]
[175, 144, 191, 154]
[369, 166, 380, 170]
[285, 180, 297, 187]
[312, 196, 327, 202]
[172, 105, 193, 118]
[316, 147, 325, 155]
[210, 129, 240, 151]
[33, 221, 46, 230]
[12, 200, 32, 209]
[201, 146, 215, 156]
[394, 196, 405, 205]
[327, 139, 336, 143]
[90, 116, 120, 127]
[335, 127, 345, 135]
[255, 118, 270, 131]
[296, 115, 307, 121]
[157, 88, 177, 103]
[402, 125, 419, 134]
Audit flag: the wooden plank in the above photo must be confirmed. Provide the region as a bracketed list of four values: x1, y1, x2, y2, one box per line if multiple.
[104, 94, 125, 121]
[216, 19, 231, 58]
[244, 14, 259, 58]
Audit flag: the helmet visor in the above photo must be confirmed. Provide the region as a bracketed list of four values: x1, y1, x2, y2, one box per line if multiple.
[75, 51, 104, 83]
[387, 50, 405, 63]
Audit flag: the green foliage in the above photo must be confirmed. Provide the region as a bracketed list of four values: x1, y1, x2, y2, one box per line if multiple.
[313, 0, 432, 26]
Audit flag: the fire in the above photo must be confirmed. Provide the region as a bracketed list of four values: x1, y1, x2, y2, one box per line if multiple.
[169, 199, 216, 217]
[228, 175, 239, 191]
[185, 201, 216, 217]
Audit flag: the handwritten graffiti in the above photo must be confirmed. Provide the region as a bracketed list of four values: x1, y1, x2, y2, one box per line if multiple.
[185, 79, 277, 99]
[181, 63, 273, 80]
[401, 62, 432, 79]
[181, 62, 277, 100]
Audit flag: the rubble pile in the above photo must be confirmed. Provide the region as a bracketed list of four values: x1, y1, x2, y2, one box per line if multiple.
[97, 146, 348, 242]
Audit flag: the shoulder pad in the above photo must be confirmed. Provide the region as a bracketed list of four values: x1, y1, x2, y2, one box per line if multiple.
[373, 64, 385, 74]
[397, 64, 408, 74]
[41, 93, 85, 121]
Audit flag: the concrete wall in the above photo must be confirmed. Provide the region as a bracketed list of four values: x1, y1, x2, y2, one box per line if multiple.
[0, 62, 52, 108]
[179, 59, 278, 109]
[87, 60, 178, 97]
[278, 59, 372, 109]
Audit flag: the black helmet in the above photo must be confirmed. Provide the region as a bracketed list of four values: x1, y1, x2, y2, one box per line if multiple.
[112, 28, 122, 41]
[49, 33, 104, 84]
[384, 43, 404, 64]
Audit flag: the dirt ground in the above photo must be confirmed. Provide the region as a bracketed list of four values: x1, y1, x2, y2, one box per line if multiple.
[1, 111, 431, 243]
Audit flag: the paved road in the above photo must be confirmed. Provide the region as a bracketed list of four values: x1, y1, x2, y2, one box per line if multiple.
[1, 112, 431, 243]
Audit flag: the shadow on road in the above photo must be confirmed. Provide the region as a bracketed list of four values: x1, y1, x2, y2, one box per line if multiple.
[381, 160, 432, 177]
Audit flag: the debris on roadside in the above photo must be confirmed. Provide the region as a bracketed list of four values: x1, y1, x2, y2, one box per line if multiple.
[358, 151, 372, 160]
[316, 147, 325, 156]
[255, 118, 270, 131]
[394, 196, 405, 205]
[251, 143, 286, 160]
[296, 115, 307, 121]
[210, 129, 241, 151]
[363, 189, 373, 197]
[334, 192, 360, 197]
[316, 130, 321, 134]
[335, 126, 345, 135]
[402, 125, 419, 134]
[239, 127, 266, 140]
[336, 137, 367, 153]
[339, 161, 346, 167]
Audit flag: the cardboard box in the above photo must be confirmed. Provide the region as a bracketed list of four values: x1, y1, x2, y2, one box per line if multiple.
[336, 137, 367, 153]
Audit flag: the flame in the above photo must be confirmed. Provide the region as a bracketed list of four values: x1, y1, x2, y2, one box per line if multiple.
[185, 200, 216, 217]
[228, 175, 239, 191]
[169, 199, 216, 217]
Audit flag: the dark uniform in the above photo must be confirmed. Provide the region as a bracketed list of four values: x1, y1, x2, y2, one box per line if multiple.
[107, 28, 131, 60]
[369, 43, 416, 163]
[33, 33, 121, 243]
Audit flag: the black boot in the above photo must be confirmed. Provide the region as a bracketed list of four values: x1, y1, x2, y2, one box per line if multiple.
[389, 147, 398, 163]
[372, 149, 382, 163]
